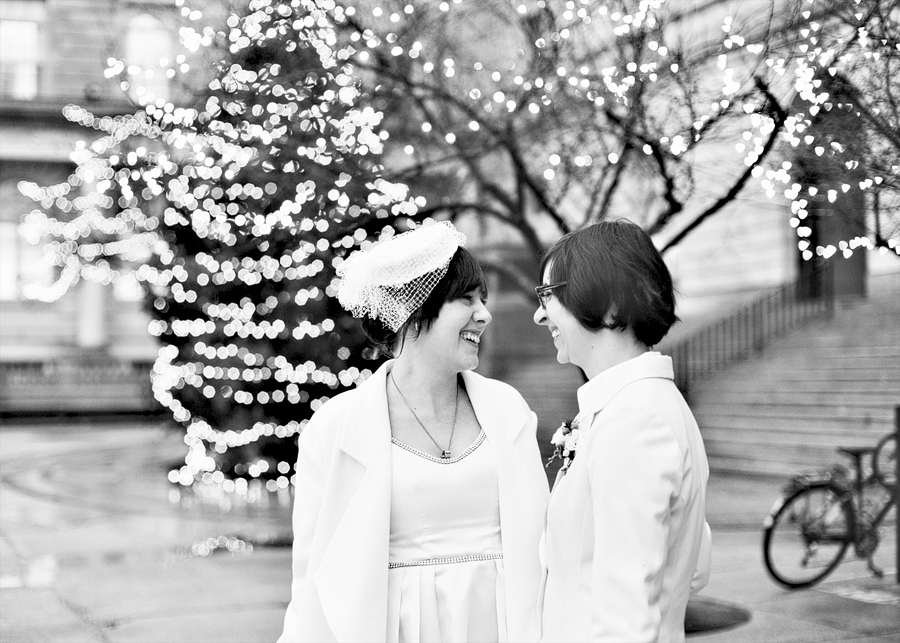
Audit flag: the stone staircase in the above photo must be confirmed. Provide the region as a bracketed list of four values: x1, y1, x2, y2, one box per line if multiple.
[485, 296, 581, 436]
[691, 271, 900, 477]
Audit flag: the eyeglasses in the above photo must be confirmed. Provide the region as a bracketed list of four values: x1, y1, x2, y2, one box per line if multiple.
[534, 282, 567, 307]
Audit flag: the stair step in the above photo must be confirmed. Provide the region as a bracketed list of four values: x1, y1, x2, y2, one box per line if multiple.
[707, 455, 810, 478]
[704, 440, 849, 468]
[697, 414, 893, 433]
[699, 423, 889, 445]
[498, 359, 580, 430]
[771, 350, 900, 362]
[689, 274, 899, 475]
[697, 405, 897, 422]
[762, 342, 898, 354]
[693, 391, 900, 407]
[696, 374, 900, 389]
[698, 359, 900, 374]
[753, 343, 899, 357]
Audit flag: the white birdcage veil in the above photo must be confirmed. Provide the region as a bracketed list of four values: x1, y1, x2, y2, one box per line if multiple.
[337, 221, 467, 332]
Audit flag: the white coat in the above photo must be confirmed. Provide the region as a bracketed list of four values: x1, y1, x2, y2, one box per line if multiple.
[278, 360, 551, 642]
[540, 352, 712, 643]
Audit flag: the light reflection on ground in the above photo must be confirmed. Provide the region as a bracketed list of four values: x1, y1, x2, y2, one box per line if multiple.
[0, 554, 57, 588]
[0, 424, 294, 642]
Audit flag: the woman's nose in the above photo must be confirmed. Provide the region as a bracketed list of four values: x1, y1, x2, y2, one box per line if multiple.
[474, 300, 492, 325]
[533, 304, 547, 326]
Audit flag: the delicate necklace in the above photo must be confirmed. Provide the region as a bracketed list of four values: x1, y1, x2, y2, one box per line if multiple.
[390, 372, 459, 459]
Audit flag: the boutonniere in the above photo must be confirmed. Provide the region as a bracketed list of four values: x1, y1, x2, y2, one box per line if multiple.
[546, 417, 581, 470]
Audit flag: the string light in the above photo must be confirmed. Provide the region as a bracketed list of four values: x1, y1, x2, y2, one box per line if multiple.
[22, 0, 420, 499]
[758, 0, 898, 258]
[19, 1, 898, 500]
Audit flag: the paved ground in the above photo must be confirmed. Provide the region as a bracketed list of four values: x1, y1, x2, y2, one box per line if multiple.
[0, 422, 897, 642]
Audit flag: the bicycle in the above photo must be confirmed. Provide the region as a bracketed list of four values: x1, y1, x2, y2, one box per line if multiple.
[762, 431, 897, 589]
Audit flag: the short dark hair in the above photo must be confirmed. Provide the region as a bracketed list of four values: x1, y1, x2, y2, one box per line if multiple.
[362, 246, 486, 356]
[540, 220, 678, 347]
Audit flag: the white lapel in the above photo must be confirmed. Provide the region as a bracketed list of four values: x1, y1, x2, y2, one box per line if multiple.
[313, 362, 393, 642]
[463, 371, 549, 641]
[462, 370, 548, 499]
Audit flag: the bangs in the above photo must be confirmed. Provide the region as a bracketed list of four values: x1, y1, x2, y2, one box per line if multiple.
[441, 247, 487, 301]
[539, 240, 571, 289]
[417, 247, 487, 330]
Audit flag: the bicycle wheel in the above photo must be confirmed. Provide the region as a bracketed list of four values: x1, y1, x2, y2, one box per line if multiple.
[763, 482, 852, 588]
[873, 433, 897, 490]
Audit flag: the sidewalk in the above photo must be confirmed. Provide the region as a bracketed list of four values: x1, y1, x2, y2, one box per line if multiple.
[697, 471, 899, 642]
[1, 423, 898, 642]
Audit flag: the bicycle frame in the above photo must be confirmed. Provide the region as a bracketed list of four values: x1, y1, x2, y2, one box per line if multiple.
[842, 449, 896, 537]
[764, 437, 896, 588]
[781, 448, 893, 577]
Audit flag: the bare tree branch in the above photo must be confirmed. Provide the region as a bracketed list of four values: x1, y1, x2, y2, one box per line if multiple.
[661, 77, 788, 253]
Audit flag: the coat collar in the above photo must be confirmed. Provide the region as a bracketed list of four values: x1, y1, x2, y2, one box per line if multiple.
[334, 360, 392, 466]
[462, 368, 529, 445]
[312, 362, 393, 642]
[575, 351, 673, 422]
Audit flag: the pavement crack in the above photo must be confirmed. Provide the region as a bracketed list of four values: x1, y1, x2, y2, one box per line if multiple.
[51, 589, 114, 643]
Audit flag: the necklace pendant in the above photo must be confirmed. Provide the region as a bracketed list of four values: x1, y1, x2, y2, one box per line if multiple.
[441, 449, 451, 459]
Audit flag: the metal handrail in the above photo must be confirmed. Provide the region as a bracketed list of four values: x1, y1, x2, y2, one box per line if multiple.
[666, 263, 835, 402]
[0, 359, 158, 416]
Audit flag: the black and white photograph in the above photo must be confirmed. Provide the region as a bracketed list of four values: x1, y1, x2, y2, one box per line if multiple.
[0, 1, 898, 641]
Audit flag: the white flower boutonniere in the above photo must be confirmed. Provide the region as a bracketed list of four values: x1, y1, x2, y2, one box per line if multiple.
[546, 417, 581, 471]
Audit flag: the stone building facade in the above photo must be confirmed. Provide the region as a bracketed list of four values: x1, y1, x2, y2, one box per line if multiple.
[0, 0, 176, 415]
[0, 0, 894, 417]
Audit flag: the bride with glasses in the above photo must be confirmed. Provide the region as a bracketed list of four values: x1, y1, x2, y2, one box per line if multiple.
[534, 220, 712, 643]
[278, 221, 549, 643]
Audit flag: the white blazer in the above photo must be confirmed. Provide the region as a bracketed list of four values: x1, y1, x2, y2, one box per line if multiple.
[278, 361, 550, 642]
[540, 352, 711, 643]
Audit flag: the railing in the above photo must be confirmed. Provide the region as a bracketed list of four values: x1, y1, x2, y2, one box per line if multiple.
[0, 359, 159, 417]
[666, 263, 835, 402]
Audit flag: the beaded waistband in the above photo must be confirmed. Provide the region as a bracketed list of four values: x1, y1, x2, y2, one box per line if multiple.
[388, 553, 503, 569]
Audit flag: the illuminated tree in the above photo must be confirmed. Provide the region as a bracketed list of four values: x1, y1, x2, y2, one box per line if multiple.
[18, 0, 898, 496]
[331, 0, 896, 276]
[322, 0, 789, 270]
[757, 0, 900, 261]
[19, 0, 419, 495]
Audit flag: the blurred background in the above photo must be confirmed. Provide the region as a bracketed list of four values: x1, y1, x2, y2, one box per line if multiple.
[0, 0, 897, 641]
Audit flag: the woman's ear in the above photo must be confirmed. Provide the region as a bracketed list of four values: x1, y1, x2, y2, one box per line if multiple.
[396, 316, 420, 355]
[602, 304, 618, 327]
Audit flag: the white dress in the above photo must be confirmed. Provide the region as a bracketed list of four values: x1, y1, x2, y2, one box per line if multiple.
[387, 429, 506, 643]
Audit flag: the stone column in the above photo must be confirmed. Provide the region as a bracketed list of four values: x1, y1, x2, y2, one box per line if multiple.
[76, 279, 109, 350]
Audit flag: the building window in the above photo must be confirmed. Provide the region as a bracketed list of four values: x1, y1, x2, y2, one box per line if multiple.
[0, 1, 46, 100]
[0, 162, 67, 301]
[125, 13, 173, 104]
[0, 218, 20, 300]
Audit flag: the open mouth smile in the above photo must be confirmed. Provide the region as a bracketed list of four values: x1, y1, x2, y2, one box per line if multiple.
[461, 331, 481, 346]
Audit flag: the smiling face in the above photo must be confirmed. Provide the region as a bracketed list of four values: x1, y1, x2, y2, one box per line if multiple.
[533, 261, 589, 369]
[414, 287, 492, 372]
